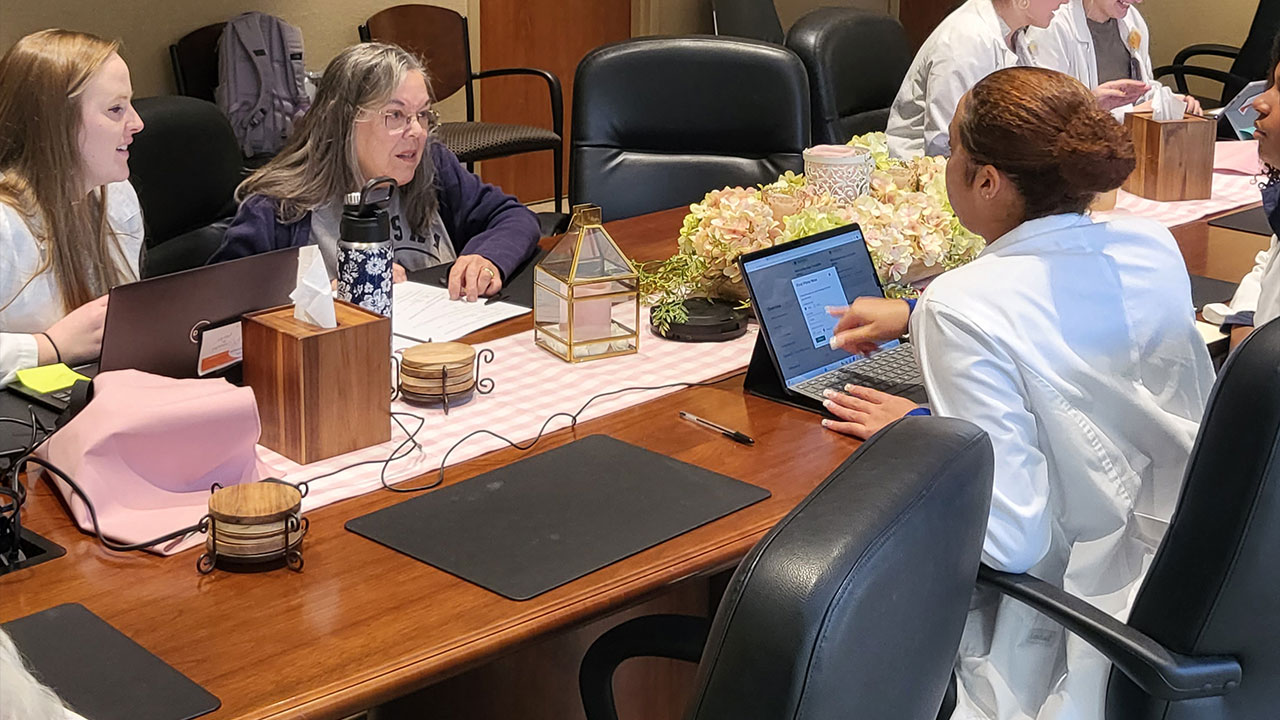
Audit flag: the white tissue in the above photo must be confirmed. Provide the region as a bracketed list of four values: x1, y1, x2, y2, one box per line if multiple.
[1201, 302, 1231, 326]
[1151, 84, 1186, 121]
[290, 245, 337, 328]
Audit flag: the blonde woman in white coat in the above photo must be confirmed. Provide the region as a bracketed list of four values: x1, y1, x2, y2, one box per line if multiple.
[884, 0, 1151, 159]
[1029, 0, 1202, 116]
[825, 67, 1215, 720]
[0, 31, 145, 387]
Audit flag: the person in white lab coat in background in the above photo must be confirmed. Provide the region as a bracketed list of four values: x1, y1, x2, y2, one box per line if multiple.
[885, 0, 1148, 159]
[1226, 41, 1280, 348]
[1027, 0, 1202, 117]
[825, 67, 1216, 720]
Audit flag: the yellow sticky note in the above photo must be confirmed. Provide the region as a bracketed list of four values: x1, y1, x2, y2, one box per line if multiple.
[15, 363, 90, 394]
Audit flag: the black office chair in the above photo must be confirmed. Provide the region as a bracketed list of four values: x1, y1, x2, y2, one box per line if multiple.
[360, 4, 564, 215]
[977, 316, 1280, 719]
[169, 23, 224, 101]
[579, 416, 995, 720]
[786, 7, 913, 143]
[1156, 0, 1280, 110]
[129, 96, 244, 277]
[570, 36, 809, 222]
[711, 0, 784, 45]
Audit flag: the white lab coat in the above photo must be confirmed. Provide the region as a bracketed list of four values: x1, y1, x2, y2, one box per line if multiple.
[886, 0, 1034, 159]
[1026, 1, 1155, 118]
[1228, 235, 1280, 328]
[910, 213, 1216, 720]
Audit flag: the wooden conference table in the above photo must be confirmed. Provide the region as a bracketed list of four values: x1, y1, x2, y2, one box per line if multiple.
[0, 206, 1269, 720]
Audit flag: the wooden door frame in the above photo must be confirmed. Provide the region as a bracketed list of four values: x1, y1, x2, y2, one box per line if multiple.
[468, 0, 483, 115]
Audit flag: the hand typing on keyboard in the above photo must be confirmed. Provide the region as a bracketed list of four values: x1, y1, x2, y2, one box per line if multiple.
[819, 385, 920, 440]
[827, 297, 911, 356]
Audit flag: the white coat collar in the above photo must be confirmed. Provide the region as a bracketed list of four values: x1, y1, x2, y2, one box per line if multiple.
[975, 0, 1026, 60]
[1072, 1, 1142, 49]
[978, 213, 1096, 258]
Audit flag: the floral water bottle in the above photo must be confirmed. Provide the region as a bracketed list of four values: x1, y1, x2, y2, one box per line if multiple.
[337, 177, 397, 317]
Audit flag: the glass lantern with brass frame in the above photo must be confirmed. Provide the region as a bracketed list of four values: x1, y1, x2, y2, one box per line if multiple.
[533, 204, 640, 362]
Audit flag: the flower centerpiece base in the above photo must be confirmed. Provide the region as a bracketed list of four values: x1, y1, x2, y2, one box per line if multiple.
[639, 133, 985, 331]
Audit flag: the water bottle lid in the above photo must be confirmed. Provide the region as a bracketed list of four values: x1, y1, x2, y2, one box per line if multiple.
[344, 191, 362, 206]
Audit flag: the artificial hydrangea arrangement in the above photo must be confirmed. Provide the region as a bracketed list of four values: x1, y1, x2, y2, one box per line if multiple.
[641, 133, 985, 332]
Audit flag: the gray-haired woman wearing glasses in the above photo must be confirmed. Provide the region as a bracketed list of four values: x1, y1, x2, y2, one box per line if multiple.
[213, 42, 539, 301]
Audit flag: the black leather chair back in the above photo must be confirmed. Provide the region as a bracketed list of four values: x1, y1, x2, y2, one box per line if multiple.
[129, 96, 243, 276]
[686, 417, 994, 720]
[570, 36, 809, 222]
[786, 8, 913, 143]
[1108, 317, 1280, 719]
[129, 96, 242, 247]
[712, 0, 784, 44]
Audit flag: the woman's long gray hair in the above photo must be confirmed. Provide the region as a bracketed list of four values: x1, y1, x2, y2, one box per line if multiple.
[236, 42, 438, 227]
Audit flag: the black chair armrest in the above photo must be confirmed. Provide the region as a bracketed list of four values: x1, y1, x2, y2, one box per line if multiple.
[977, 567, 1241, 701]
[1172, 43, 1240, 67]
[473, 67, 564, 140]
[579, 614, 709, 720]
[1153, 64, 1251, 98]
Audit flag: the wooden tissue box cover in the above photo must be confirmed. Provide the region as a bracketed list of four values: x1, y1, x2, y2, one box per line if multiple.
[1121, 111, 1215, 202]
[242, 300, 391, 464]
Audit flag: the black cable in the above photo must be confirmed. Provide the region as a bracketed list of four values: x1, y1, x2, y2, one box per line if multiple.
[391, 374, 747, 492]
[1, 406, 53, 510]
[377, 412, 430, 492]
[14, 455, 202, 553]
[296, 411, 426, 489]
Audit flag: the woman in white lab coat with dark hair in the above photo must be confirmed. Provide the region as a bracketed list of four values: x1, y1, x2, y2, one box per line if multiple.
[1028, 0, 1202, 116]
[1226, 43, 1280, 347]
[825, 66, 1215, 720]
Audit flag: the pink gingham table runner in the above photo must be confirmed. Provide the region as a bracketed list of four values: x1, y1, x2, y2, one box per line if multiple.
[268, 325, 758, 511]
[1095, 141, 1262, 228]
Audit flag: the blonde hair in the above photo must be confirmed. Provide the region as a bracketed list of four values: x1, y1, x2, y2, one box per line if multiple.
[237, 42, 439, 228]
[0, 29, 131, 314]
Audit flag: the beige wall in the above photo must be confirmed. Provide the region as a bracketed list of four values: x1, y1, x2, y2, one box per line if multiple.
[1144, 0, 1256, 67]
[0, 0, 477, 120]
[1142, 0, 1256, 98]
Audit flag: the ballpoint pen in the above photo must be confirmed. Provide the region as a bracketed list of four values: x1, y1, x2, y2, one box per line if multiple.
[678, 411, 755, 446]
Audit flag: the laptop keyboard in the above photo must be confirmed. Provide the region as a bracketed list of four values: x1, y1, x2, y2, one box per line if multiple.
[791, 343, 924, 400]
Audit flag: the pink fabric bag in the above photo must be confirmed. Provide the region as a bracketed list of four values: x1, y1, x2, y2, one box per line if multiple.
[35, 370, 263, 555]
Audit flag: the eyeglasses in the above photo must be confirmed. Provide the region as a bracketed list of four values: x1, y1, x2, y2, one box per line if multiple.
[380, 107, 439, 134]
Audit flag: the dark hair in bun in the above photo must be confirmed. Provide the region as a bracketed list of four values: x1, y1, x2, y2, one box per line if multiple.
[955, 67, 1136, 220]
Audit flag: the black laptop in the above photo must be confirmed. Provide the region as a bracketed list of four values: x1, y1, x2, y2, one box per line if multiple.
[98, 247, 300, 378]
[738, 223, 927, 409]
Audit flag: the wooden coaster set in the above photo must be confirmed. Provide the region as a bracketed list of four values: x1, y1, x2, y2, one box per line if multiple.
[197, 480, 308, 574]
[398, 342, 495, 413]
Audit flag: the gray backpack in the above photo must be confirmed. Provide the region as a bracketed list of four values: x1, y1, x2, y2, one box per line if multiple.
[215, 12, 309, 157]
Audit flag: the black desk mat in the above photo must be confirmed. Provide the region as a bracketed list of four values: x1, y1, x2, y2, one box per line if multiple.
[1190, 274, 1239, 310]
[407, 247, 548, 309]
[346, 435, 770, 600]
[3, 604, 220, 720]
[1208, 205, 1271, 237]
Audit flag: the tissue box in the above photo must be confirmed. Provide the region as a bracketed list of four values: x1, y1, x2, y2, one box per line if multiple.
[242, 300, 391, 464]
[1121, 111, 1215, 202]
